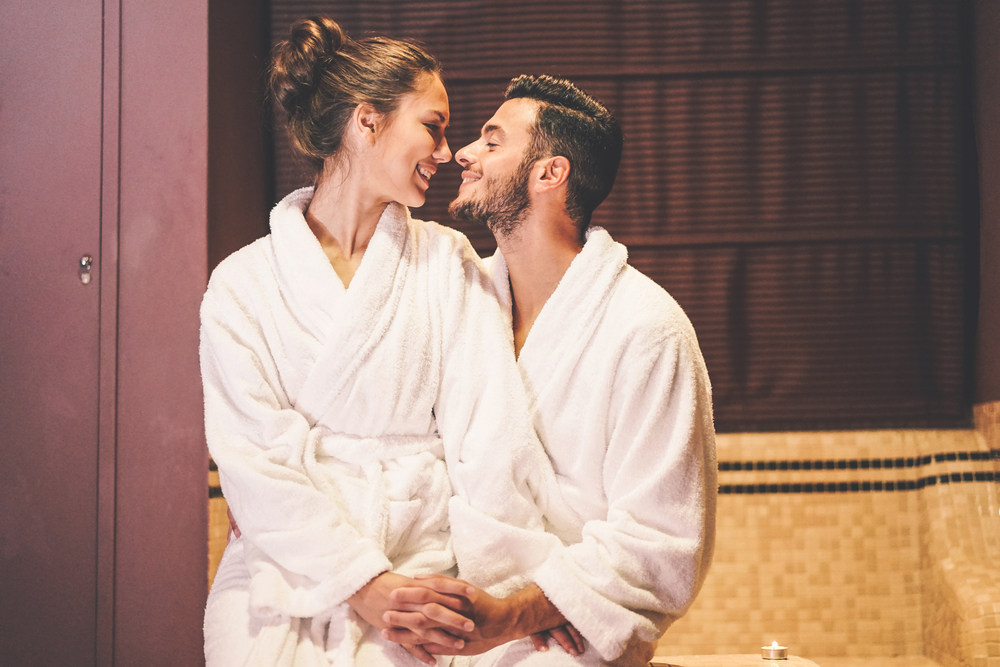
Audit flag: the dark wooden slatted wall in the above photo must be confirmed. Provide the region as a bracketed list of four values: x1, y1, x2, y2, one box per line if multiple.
[269, 1, 975, 431]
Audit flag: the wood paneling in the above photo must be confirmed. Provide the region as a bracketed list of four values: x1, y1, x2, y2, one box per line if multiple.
[268, 1, 975, 430]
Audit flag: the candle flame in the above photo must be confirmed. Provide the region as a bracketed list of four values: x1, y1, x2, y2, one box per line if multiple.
[772, 641, 779, 649]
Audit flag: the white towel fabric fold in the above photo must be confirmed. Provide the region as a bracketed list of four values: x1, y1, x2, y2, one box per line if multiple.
[477, 228, 718, 666]
[201, 187, 561, 666]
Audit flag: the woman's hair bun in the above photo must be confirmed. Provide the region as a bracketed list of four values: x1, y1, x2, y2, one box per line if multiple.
[270, 16, 346, 117]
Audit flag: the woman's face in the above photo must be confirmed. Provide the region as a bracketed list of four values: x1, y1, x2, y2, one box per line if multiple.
[374, 74, 452, 208]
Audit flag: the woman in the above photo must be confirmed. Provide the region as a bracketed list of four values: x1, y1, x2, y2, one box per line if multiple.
[202, 17, 562, 667]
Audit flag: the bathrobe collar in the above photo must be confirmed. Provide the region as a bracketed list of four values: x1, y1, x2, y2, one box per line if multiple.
[490, 227, 628, 399]
[269, 187, 409, 340]
[270, 187, 412, 423]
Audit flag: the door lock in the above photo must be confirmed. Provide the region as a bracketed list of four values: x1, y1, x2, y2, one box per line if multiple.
[79, 255, 93, 285]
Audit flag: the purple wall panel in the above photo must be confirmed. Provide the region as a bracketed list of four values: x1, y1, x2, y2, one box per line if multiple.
[0, 0, 103, 662]
[114, 0, 209, 663]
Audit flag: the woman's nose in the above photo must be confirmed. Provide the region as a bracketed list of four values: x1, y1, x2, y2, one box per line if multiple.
[434, 136, 452, 163]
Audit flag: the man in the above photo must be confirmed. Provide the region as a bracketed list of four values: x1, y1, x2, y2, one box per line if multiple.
[383, 75, 717, 666]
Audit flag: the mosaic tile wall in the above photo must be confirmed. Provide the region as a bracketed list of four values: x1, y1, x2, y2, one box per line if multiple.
[919, 404, 1000, 667]
[656, 418, 999, 664]
[206, 405, 1000, 663]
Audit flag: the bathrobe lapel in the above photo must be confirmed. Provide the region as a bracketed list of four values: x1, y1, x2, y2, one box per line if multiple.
[269, 188, 410, 425]
[493, 228, 628, 410]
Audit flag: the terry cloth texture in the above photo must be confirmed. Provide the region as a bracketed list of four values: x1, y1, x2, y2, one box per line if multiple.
[475, 228, 718, 667]
[201, 188, 562, 666]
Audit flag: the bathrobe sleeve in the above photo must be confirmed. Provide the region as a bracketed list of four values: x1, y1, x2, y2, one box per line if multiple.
[532, 325, 717, 660]
[200, 278, 392, 617]
[429, 232, 562, 597]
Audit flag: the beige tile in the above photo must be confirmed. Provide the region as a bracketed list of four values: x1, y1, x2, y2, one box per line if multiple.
[203, 417, 1000, 660]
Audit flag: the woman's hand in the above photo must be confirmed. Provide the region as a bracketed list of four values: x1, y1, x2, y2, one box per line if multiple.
[381, 574, 508, 655]
[348, 572, 471, 652]
[380, 575, 577, 657]
[226, 506, 241, 543]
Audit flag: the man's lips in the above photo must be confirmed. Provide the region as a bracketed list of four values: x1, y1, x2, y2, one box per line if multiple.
[460, 170, 481, 185]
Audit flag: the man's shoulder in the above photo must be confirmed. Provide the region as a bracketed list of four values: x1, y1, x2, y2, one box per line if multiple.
[605, 264, 699, 346]
[407, 215, 486, 267]
[406, 214, 470, 251]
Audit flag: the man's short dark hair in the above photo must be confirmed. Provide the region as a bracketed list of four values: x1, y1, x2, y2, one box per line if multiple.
[505, 74, 623, 230]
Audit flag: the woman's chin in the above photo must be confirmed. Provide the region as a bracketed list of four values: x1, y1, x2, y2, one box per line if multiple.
[400, 192, 427, 209]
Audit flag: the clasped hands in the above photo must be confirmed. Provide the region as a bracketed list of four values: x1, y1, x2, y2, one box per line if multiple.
[349, 572, 585, 665]
[226, 509, 583, 663]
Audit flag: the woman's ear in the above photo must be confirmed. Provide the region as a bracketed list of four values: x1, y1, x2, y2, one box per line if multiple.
[353, 103, 381, 142]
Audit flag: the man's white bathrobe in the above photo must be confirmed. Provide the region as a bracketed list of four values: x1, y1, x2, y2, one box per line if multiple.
[201, 188, 561, 667]
[476, 228, 717, 667]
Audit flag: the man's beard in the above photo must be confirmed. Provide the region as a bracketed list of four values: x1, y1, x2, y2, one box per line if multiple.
[449, 156, 533, 239]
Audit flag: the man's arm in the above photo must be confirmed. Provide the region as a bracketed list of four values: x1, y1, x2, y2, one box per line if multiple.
[529, 328, 717, 660]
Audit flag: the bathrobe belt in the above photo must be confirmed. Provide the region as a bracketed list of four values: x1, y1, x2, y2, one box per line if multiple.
[304, 432, 450, 558]
[310, 432, 444, 467]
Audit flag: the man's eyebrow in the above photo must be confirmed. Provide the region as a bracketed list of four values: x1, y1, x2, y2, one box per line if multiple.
[482, 123, 504, 138]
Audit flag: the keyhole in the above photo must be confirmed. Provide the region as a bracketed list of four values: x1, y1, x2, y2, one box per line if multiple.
[79, 255, 93, 285]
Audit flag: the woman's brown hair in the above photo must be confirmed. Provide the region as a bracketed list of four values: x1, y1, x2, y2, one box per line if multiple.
[269, 16, 441, 175]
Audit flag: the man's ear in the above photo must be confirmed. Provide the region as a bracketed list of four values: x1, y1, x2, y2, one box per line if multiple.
[535, 156, 570, 192]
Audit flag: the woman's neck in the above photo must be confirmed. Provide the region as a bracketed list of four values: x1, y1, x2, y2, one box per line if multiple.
[305, 168, 388, 288]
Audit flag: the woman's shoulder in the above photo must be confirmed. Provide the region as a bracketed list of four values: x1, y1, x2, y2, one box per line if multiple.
[205, 236, 276, 303]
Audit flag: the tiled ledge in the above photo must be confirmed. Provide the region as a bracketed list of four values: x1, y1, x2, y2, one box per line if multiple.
[651, 656, 820, 667]
[657, 653, 945, 667]
[807, 658, 942, 667]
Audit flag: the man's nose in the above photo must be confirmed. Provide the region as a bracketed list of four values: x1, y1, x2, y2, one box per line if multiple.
[455, 143, 474, 167]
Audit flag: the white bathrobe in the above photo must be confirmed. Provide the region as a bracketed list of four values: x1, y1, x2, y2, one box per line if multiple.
[201, 188, 561, 667]
[475, 228, 717, 667]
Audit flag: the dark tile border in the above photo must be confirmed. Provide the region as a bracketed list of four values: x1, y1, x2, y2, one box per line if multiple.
[720, 471, 996, 494]
[207, 450, 1000, 498]
[718, 450, 1000, 473]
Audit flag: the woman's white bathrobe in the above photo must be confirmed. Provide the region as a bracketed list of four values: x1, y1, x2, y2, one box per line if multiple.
[475, 228, 717, 667]
[201, 188, 561, 667]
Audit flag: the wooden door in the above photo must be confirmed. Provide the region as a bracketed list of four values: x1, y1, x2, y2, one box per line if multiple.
[0, 0, 105, 664]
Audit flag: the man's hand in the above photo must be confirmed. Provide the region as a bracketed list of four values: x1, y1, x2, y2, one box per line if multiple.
[381, 575, 579, 657]
[529, 625, 586, 655]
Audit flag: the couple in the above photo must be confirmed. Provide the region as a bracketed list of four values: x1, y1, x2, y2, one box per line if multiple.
[202, 15, 716, 667]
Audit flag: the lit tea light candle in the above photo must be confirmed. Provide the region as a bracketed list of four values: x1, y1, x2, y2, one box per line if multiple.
[761, 640, 788, 660]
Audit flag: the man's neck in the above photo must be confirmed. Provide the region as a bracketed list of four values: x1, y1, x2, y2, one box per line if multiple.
[498, 217, 583, 358]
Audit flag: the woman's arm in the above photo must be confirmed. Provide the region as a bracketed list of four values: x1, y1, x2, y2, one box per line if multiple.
[201, 283, 393, 617]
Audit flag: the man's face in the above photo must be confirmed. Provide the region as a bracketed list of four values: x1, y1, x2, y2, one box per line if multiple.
[449, 98, 540, 238]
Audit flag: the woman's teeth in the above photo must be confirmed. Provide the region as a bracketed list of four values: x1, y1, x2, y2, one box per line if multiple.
[418, 166, 432, 180]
